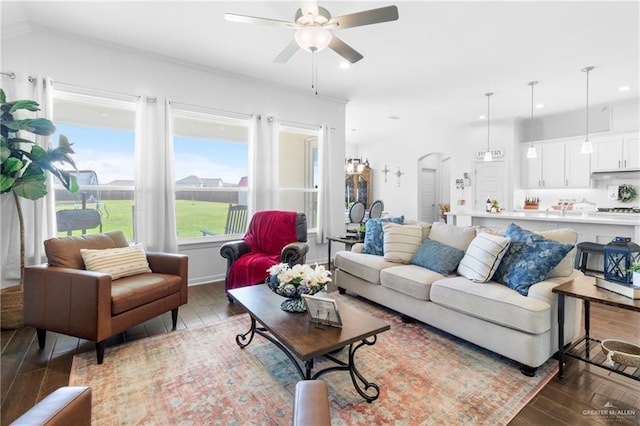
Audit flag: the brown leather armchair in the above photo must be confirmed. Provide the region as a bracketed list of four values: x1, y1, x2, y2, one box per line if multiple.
[24, 231, 188, 364]
[10, 386, 91, 425]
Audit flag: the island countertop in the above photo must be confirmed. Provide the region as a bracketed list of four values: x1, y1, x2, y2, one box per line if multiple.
[446, 210, 640, 226]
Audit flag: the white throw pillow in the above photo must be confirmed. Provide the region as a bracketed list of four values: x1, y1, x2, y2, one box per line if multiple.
[81, 244, 151, 279]
[427, 222, 477, 252]
[457, 232, 511, 282]
[383, 223, 423, 264]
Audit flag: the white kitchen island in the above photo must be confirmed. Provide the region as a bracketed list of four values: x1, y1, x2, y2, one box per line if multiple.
[446, 210, 640, 244]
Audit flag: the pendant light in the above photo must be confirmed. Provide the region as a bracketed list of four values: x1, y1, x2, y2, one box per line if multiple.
[484, 92, 494, 162]
[581, 66, 594, 154]
[527, 81, 538, 159]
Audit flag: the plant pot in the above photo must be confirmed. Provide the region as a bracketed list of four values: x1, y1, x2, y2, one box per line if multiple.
[1, 285, 25, 329]
[633, 271, 640, 288]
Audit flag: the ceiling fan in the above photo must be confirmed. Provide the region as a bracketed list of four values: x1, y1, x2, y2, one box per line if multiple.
[224, 1, 399, 64]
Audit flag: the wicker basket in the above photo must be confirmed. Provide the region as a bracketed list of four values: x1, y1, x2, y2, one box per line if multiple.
[0, 285, 24, 329]
[601, 339, 640, 368]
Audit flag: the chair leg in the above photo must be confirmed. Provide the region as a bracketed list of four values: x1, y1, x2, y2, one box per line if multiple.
[96, 341, 106, 364]
[36, 328, 46, 350]
[171, 308, 178, 330]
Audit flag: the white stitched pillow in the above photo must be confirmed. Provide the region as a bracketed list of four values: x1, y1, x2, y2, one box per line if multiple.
[383, 223, 423, 263]
[81, 244, 151, 279]
[457, 232, 511, 282]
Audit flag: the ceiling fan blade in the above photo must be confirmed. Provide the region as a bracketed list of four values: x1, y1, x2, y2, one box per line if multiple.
[300, 0, 319, 18]
[224, 13, 298, 28]
[329, 36, 364, 63]
[328, 5, 399, 30]
[274, 40, 300, 63]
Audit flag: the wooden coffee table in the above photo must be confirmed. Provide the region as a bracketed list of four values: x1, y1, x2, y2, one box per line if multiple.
[228, 284, 390, 402]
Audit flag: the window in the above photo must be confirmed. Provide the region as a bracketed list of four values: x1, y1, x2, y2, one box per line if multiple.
[172, 108, 250, 239]
[52, 92, 137, 240]
[277, 128, 319, 228]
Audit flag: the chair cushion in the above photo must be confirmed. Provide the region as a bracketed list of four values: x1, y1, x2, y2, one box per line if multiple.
[44, 231, 128, 269]
[111, 273, 183, 315]
[80, 245, 151, 279]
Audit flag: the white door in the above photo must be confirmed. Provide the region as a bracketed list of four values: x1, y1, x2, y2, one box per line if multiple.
[420, 168, 438, 222]
[475, 161, 506, 211]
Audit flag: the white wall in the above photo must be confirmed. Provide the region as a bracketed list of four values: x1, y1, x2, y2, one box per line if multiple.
[1, 29, 346, 285]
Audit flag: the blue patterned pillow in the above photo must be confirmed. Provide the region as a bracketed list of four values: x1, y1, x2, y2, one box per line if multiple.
[363, 216, 404, 255]
[410, 239, 465, 275]
[493, 223, 574, 296]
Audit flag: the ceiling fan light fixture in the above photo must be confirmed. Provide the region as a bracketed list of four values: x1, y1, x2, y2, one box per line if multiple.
[295, 27, 332, 52]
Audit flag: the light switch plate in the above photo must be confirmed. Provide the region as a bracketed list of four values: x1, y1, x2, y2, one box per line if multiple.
[607, 185, 619, 200]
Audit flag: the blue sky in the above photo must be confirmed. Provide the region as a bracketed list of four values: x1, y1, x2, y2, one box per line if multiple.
[55, 124, 248, 185]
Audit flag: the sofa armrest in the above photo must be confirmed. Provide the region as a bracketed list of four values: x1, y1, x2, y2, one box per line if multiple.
[146, 253, 189, 304]
[220, 240, 251, 267]
[10, 386, 92, 426]
[351, 243, 365, 253]
[282, 242, 309, 266]
[24, 265, 112, 342]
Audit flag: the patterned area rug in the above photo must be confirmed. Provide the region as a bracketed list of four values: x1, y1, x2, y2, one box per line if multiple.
[69, 293, 557, 425]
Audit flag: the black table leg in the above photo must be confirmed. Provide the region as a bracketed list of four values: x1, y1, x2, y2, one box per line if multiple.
[558, 293, 565, 379]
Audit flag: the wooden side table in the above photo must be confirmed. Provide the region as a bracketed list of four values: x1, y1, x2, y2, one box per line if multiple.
[327, 236, 363, 270]
[553, 276, 640, 381]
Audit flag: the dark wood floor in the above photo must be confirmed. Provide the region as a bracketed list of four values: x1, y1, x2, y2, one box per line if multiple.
[2, 281, 639, 425]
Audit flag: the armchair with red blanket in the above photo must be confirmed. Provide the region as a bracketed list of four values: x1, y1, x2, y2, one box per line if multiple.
[220, 210, 309, 299]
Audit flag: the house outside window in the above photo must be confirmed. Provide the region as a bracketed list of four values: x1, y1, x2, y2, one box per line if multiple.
[172, 108, 250, 239]
[52, 92, 137, 240]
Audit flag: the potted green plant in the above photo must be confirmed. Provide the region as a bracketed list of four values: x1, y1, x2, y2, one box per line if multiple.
[1, 88, 78, 328]
[628, 261, 640, 288]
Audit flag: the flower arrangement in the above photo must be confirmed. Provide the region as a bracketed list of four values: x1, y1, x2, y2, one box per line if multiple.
[266, 263, 332, 299]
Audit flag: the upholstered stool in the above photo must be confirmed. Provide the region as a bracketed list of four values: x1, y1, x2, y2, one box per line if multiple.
[575, 242, 605, 273]
[293, 380, 331, 426]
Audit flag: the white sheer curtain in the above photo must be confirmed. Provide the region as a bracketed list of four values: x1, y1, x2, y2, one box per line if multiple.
[316, 124, 333, 243]
[0, 75, 57, 287]
[253, 114, 278, 212]
[134, 97, 178, 252]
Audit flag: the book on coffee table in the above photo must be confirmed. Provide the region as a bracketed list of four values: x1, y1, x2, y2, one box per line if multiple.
[302, 294, 343, 328]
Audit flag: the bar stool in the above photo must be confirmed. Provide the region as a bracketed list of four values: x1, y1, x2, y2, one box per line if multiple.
[575, 242, 605, 273]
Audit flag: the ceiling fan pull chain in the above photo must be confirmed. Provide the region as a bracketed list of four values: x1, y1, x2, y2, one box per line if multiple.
[311, 50, 318, 95]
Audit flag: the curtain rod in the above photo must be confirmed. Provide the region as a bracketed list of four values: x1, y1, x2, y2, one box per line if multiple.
[51, 80, 138, 103]
[170, 100, 252, 120]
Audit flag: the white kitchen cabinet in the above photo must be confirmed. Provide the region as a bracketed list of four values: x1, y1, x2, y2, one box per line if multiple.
[521, 140, 590, 188]
[592, 131, 640, 171]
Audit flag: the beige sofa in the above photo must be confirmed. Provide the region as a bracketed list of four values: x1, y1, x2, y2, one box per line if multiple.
[334, 221, 582, 376]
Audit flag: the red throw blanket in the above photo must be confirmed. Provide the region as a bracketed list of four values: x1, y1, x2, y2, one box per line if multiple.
[226, 211, 298, 289]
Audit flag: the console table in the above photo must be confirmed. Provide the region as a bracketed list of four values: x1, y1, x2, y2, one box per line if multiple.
[554, 276, 640, 381]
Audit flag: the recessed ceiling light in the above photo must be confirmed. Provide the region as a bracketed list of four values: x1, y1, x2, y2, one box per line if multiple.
[535, 103, 545, 109]
[100, 112, 108, 117]
[618, 85, 631, 92]
[478, 115, 486, 120]
[388, 115, 401, 120]
[339, 62, 351, 69]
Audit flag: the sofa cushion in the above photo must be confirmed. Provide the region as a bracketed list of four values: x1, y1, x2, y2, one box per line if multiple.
[410, 239, 465, 275]
[429, 277, 552, 334]
[334, 251, 398, 284]
[81, 244, 152, 279]
[363, 216, 404, 255]
[380, 265, 445, 300]
[536, 228, 578, 277]
[457, 232, 511, 282]
[45, 233, 120, 269]
[383, 223, 423, 263]
[111, 273, 182, 315]
[493, 223, 574, 296]
[427, 222, 477, 252]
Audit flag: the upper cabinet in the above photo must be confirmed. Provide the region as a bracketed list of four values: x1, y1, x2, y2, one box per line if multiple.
[521, 138, 591, 188]
[591, 131, 640, 172]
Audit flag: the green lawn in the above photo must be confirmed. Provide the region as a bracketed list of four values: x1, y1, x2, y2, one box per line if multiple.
[56, 200, 233, 240]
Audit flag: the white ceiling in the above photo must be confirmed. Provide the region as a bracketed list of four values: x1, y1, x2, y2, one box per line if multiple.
[2, 1, 639, 144]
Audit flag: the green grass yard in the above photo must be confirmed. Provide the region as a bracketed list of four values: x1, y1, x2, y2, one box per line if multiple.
[56, 200, 233, 240]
